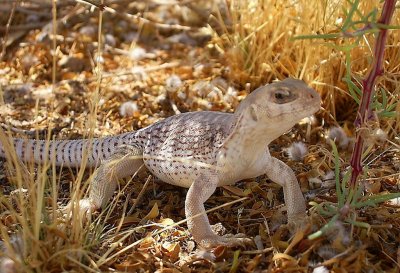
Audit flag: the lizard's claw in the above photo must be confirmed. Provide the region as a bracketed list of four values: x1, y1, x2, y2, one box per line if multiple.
[198, 233, 253, 248]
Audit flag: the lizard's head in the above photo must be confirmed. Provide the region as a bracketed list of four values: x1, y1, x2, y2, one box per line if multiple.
[234, 78, 320, 135]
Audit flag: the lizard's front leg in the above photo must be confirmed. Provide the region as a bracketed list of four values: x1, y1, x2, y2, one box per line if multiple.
[185, 172, 252, 248]
[264, 154, 307, 225]
[76, 145, 144, 213]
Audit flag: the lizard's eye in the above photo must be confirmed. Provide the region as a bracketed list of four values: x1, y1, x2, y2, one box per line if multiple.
[273, 88, 296, 104]
[274, 89, 291, 100]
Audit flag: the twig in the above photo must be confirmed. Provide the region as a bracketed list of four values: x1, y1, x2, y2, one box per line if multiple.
[74, 0, 192, 31]
[52, 0, 57, 89]
[127, 175, 151, 215]
[55, 61, 181, 85]
[349, 0, 397, 187]
[0, 23, 46, 32]
[110, 0, 199, 5]
[242, 247, 274, 255]
[18, 0, 75, 8]
[342, 23, 376, 38]
[0, 6, 51, 17]
[0, 0, 18, 60]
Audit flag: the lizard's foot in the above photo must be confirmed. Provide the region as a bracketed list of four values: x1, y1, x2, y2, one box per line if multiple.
[63, 199, 97, 220]
[77, 199, 97, 214]
[198, 233, 253, 248]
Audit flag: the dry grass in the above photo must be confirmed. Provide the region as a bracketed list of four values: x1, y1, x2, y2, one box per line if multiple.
[0, 132, 94, 271]
[212, 0, 399, 136]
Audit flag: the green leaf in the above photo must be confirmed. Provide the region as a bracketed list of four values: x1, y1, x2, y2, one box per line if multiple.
[308, 215, 339, 240]
[350, 179, 365, 206]
[346, 219, 371, 230]
[343, 78, 361, 104]
[367, 8, 378, 22]
[381, 88, 388, 108]
[229, 250, 241, 273]
[330, 140, 344, 208]
[386, 103, 396, 111]
[291, 33, 341, 40]
[342, 170, 351, 198]
[310, 202, 330, 216]
[342, 0, 360, 30]
[355, 192, 400, 208]
[336, 43, 358, 52]
[376, 23, 400, 30]
[379, 111, 397, 118]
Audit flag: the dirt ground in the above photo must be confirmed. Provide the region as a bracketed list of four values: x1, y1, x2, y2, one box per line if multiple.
[0, 1, 399, 272]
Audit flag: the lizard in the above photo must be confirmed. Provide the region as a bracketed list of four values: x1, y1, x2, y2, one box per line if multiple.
[0, 78, 321, 248]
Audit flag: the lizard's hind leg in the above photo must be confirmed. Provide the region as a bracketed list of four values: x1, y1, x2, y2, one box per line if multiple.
[79, 145, 144, 212]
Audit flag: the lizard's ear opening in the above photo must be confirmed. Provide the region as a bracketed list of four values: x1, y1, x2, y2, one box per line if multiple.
[249, 105, 259, 122]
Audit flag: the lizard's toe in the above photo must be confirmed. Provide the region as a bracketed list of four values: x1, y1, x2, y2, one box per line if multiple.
[222, 234, 253, 247]
[223, 233, 248, 239]
[198, 234, 253, 248]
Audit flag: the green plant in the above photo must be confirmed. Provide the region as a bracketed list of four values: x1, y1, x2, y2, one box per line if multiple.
[294, 0, 398, 121]
[295, 0, 399, 238]
[308, 140, 400, 240]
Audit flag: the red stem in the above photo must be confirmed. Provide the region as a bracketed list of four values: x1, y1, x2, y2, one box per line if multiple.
[349, 0, 396, 186]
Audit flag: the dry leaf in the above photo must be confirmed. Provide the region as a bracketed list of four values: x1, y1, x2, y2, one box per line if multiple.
[144, 202, 159, 220]
[161, 242, 180, 261]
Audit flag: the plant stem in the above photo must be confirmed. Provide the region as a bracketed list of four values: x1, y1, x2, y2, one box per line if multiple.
[349, 0, 397, 187]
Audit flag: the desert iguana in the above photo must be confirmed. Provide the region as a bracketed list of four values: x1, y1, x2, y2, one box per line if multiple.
[0, 78, 320, 247]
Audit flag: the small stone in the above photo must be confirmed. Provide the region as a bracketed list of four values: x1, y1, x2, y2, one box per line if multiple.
[79, 25, 97, 36]
[105, 34, 116, 47]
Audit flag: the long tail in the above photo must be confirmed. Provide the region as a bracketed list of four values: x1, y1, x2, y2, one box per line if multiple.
[0, 132, 134, 168]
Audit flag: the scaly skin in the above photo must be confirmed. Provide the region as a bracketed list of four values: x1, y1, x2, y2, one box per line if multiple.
[0, 78, 321, 247]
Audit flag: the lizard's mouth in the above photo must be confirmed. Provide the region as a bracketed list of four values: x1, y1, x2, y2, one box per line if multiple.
[302, 93, 321, 116]
[276, 88, 321, 119]
[276, 103, 320, 122]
